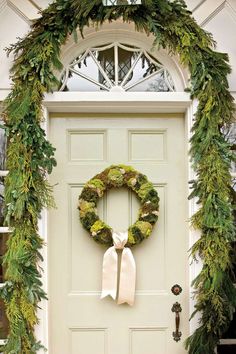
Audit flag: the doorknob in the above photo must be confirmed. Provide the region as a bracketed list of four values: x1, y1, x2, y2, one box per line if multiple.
[171, 302, 182, 342]
[171, 284, 182, 296]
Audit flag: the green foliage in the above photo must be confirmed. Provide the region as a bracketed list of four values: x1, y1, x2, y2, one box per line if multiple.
[1, 0, 235, 353]
[107, 168, 124, 187]
[80, 211, 99, 230]
[90, 220, 111, 234]
[79, 187, 99, 203]
[79, 199, 96, 218]
[132, 221, 152, 237]
[86, 178, 106, 197]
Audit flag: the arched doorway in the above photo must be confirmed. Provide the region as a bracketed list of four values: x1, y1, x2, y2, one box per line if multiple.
[46, 22, 191, 354]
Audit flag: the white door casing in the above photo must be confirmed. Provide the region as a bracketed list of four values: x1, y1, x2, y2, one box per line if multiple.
[48, 114, 189, 354]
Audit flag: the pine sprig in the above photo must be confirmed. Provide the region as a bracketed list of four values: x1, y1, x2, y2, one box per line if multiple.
[2, 0, 235, 353]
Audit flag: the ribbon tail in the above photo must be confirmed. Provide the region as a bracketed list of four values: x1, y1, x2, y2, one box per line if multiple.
[117, 248, 136, 306]
[101, 246, 118, 301]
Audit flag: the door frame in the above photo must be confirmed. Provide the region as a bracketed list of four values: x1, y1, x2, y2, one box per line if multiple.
[35, 91, 199, 353]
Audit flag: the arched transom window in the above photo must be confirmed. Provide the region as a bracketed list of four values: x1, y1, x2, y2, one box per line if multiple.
[60, 42, 176, 92]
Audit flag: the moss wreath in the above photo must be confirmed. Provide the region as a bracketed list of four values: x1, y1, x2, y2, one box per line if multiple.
[78, 165, 159, 247]
[1, 0, 235, 353]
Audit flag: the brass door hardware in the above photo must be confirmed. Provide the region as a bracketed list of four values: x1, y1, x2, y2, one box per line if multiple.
[171, 284, 182, 296]
[171, 302, 182, 342]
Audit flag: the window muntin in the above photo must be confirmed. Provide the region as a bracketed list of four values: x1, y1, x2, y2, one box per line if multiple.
[60, 43, 175, 92]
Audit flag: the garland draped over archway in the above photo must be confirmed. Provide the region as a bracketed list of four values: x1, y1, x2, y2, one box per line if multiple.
[1, 0, 235, 353]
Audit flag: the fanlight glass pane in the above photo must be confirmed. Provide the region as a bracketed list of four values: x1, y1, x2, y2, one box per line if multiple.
[122, 52, 162, 88]
[61, 51, 110, 91]
[96, 47, 115, 85]
[103, 0, 142, 5]
[59, 43, 175, 92]
[61, 71, 108, 92]
[127, 71, 174, 92]
[118, 46, 137, 84]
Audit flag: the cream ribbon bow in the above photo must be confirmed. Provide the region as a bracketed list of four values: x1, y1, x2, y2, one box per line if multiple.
[101, 231, 136, 306]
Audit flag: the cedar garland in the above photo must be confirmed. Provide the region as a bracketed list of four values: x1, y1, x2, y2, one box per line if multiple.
[1, 0, 235, 353]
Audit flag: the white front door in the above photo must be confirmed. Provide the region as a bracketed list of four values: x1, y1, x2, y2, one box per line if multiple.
[48, 114, 189, 354]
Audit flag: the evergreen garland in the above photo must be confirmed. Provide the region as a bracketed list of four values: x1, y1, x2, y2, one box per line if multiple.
[1, 0, 235, 353]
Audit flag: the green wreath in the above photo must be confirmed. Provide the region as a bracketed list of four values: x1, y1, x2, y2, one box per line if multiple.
[78, 165, 159, 247]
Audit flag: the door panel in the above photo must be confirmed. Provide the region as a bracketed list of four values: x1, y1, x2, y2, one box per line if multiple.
[49, 115, 189, 354]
